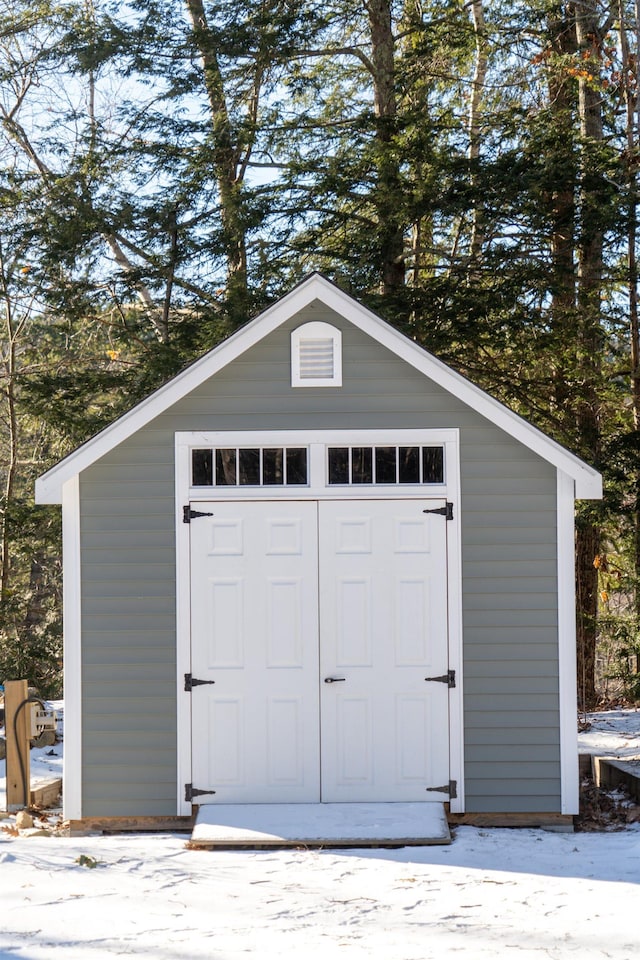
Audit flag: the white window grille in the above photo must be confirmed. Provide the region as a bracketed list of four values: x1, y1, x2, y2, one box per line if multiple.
[192, 447, 309, 487]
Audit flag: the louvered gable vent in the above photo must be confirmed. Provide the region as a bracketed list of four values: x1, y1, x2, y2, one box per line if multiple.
[291, 321, 342, 387]
[299, 337, 334, 379]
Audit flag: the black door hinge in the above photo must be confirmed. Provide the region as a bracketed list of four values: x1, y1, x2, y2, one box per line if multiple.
[423, 502, 454, 520]
[424, 669, 456, 688]
[185, 783, 216, 802]
[184, 673, 216, 692]
[183, 505, 214, 523]
[426, 780, 457, 799]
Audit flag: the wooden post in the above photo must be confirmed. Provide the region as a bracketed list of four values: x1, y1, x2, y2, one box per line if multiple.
[5, 680, 30, 811]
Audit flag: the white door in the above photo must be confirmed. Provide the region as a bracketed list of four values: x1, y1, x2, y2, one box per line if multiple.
[319, 500, 450, 801]
[189, 501, 320, 802]
[190, 499, 450, 803]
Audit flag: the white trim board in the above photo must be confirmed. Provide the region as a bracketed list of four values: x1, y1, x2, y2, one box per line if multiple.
[36, 273, 602, 503]
[61, 476, 83, 821]
[175, 428, 465, 815]
[557, 471, 579, 815]
[180, 427, 454, 499]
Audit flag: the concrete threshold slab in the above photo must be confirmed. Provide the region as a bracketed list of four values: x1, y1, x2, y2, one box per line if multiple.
[189, 802, 451, 849]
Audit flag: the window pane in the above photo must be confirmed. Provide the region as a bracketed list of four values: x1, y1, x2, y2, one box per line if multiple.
[239, 448, 260, 485]
[216, 448, 236, 485]
[399, 446, 420, 483]
[192, 449, 213, 486]
[422, 446, 444, 483]
[263, 448, 284, 485]
[328, 448, 349, 484]
[207, 443, 442, 487]
[375, 447, 396, 484]
[352, 447, 372, 483]
[286, 448, 308, 484]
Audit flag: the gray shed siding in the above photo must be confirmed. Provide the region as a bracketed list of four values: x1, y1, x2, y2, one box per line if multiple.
[79, 301, 560, 816]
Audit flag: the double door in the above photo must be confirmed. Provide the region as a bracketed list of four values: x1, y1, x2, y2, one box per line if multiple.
[189, 499, 449, 803]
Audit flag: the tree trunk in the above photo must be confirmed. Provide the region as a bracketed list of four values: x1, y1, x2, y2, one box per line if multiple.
[365, 0, 405, 293]
[574, 0, 605, 708]
[185, 0, 248, 314]
[619, 0, 640, 628]
[468, 0, 488, 264]
[0, 243, 18, 606]
[547, 5, 578, 428]
[576, 519, 599, 707]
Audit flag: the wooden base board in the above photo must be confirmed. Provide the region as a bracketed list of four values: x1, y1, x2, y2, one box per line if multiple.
[68, 816, 195, 837]
[448, 812, 574, 831]
[67, 811, 574, 837]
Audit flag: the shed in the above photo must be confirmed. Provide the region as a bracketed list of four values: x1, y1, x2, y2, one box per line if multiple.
[36, 273, 602, 828]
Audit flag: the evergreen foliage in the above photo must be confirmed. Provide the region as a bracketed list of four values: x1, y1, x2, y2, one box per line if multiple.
[1, 0, 639, 705]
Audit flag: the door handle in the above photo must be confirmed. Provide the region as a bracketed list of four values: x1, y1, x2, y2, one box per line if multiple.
[324, 677, 346, 684]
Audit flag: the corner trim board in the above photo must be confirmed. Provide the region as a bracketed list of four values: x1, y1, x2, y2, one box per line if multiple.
[62, 475, 82, 820]
[176, 442, 193, 816]
[557, 470, 579, 815]
[444, 437, 464, 814]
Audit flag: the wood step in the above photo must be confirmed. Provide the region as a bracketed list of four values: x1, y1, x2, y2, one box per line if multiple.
[30, 778, 62, 809]
[189, 802, 451, 849]
[593, 756, 640, 803]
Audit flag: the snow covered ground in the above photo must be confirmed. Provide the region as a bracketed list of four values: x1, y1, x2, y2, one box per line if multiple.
[0, 827, 638, 960]
[579, 705, 640, 757]
[0, 707, 637, 959]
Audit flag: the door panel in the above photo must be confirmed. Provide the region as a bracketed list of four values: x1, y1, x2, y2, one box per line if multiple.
[319, 500, 449, 801]
[190, 498, 450, 805]
[190, 501, 320, 802]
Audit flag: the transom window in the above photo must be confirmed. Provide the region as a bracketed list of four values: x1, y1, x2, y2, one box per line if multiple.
[327, 446, 444, 485]
[192, 447, 309, 487]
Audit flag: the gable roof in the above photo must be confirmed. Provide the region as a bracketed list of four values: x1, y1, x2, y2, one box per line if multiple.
[36, 273, 602, 502]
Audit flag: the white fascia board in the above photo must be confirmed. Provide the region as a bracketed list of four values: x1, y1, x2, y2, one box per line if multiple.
[35, 273, 603, 503]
